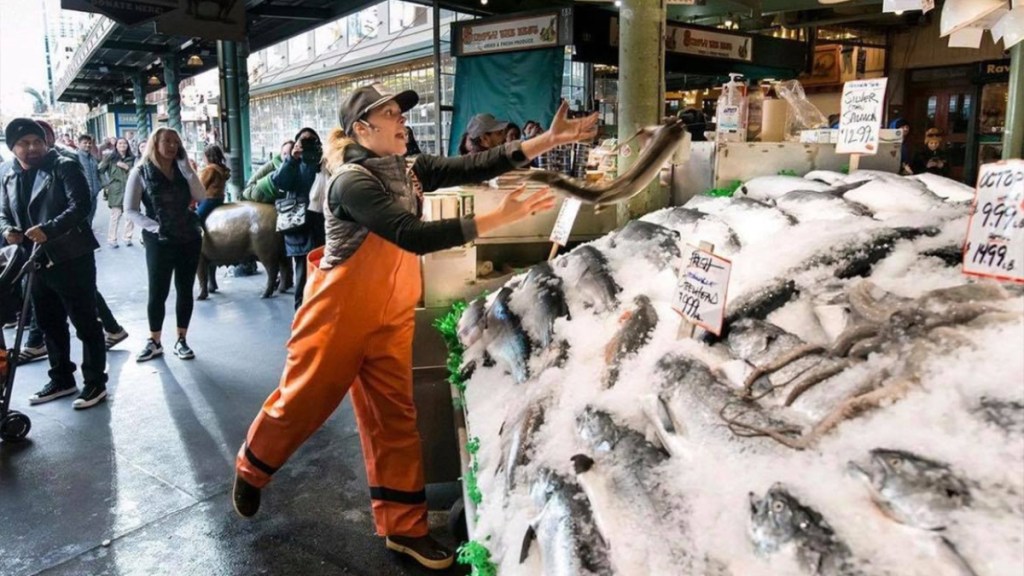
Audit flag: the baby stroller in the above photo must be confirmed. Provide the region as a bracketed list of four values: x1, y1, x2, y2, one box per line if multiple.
[0, 244, 39, 442]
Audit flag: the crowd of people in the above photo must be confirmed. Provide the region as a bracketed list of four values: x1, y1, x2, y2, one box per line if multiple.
[0, 84, 598, 570]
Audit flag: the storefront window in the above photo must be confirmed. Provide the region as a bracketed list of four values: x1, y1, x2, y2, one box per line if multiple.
[314, 19, 346, 55]
[250, 59, 456, 162]
[267, 42, 288, 72]
[926, 96, 937, 124]
[288, 33, 313, 65]
[348, 7, 381, 47]
[390, 1, 428, 33]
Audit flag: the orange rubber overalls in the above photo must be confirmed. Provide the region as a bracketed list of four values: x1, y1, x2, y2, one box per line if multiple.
[236, 231, 427, 537]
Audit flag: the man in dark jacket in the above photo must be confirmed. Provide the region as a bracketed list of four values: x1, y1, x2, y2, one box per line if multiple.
[0, 118, 108, 409]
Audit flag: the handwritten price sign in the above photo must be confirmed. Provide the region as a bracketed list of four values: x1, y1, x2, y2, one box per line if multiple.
[837, 78, 888, 156]
[962, 160, 1024, 284]
[672, 245, 732, 336]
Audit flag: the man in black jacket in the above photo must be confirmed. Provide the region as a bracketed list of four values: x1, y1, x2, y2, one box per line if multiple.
[0, 118, 108, 409]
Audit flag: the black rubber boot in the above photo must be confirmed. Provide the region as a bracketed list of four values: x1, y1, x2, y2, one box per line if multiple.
[385, 534, 454, 570]
[232, 474, 261, 518]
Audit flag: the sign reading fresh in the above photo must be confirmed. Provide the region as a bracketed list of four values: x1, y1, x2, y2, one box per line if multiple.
[672, 245, 732, 336]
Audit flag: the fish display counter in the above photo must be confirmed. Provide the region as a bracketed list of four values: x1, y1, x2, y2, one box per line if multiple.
[447, 167, 1023, 575]
[668, 140, 903, 206]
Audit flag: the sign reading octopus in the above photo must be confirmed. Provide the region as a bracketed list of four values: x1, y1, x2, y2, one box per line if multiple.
[962, 160, 1024, 284]
[673, 245, 732, 336]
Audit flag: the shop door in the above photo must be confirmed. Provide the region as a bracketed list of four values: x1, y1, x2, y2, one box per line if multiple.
[908, 86, 972, 182]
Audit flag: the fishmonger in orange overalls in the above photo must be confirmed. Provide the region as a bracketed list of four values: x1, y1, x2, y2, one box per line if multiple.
[232, 83, 599, 569]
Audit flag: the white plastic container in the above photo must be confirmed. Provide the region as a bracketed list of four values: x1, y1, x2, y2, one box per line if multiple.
[716, 73, 748, 143]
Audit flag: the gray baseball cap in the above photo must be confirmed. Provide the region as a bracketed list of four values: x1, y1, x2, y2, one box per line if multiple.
[466, 114, 509, 139]
[340, 82, 419, 137]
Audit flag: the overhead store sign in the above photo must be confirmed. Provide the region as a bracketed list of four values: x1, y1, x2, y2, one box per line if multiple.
[452, 10, 573, 57]
[610, 19, 753, 61]
[62, 0, 245, 41]
[61, 0, 176, 26]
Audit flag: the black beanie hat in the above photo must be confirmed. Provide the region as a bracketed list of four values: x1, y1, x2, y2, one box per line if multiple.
[5, 118, 46, 150]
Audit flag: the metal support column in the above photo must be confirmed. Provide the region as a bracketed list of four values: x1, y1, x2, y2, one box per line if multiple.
[162, 52, 182, 133]
[236, 41, 252, 184]
[218, 40, 245, 195]
[1003, 43, 1023, 160]
[618, 0, 667, 223]
[432, 0, 444, 156]
[133, 75, 150, 144]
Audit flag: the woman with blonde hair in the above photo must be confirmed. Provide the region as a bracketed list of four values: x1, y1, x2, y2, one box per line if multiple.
[233, 83, 598, 570]
[124, 127, 207, 362]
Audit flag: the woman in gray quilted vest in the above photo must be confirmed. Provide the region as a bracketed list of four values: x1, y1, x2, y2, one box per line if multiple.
[233, 83, 598, 570]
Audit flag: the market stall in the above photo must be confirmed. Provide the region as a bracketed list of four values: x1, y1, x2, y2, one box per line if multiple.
[446, 162, 1023, 575]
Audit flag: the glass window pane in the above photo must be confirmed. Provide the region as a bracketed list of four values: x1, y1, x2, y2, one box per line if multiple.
[288, 33, 312, 64]
[390, 0, 428, 33]
[314, 19, 346, 55]
[348, 7, 381, 46]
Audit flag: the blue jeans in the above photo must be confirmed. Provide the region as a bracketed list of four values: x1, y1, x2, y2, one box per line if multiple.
[196, 198, 224, 222]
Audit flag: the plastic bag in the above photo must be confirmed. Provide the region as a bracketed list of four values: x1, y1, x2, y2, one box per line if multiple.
[776, 79, 828, 140]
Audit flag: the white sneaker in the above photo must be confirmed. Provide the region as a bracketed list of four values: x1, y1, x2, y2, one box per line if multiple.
[136, 339, 163, 362]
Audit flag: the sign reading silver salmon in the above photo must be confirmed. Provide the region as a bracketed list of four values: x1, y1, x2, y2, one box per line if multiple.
[672, 246, 731, 336]
[962, 160, 1024, 284]
[837, 78, 888, 156]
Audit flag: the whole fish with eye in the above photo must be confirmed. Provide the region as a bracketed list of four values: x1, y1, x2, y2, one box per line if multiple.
[520, 468, 614, 576]
[749, 483, 863, 576]
[848, 448, 972, 531]
[848, 449, 979, 576]
[515, 261, 570, 349]
[483, 287, 532, 384]
[526, 118, 687, 210]
[603, 295, 659, 388]
[553, 245, 622, 314]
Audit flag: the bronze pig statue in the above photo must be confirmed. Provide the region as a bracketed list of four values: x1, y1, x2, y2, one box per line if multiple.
[197, 202, 291, 299]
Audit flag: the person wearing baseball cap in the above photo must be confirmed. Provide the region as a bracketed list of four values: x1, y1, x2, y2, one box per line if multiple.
[460, 113, 509, 155]
[0, 118, 109, 409]
[234, 82, 599, 569]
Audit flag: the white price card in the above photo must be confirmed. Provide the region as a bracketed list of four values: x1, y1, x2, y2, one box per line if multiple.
[549, 198, 582, 246]
[962, 160, 1024, 284]
[837, 78, 888, 156]
[672, 245, 732, 336]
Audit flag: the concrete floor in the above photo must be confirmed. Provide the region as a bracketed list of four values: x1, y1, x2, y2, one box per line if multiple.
[0, 206, 468, 576]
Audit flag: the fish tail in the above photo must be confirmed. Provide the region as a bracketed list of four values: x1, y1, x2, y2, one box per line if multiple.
[519, 525, 537, 564]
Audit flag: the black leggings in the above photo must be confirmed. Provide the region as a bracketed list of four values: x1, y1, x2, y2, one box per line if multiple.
[144, 235, 202, 333]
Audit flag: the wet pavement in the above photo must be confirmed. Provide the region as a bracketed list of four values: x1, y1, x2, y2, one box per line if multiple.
[0, 205, 468, 576]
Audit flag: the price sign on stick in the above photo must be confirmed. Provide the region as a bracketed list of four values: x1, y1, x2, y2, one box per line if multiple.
[962, 160, 1024, 284]
[548, 197, 582, 260]
[837, 78, 888, 156]
[672, 244, 732, 336]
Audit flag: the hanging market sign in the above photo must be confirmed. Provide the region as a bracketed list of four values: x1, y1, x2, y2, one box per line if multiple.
[610, 19, 753, 61]
[452, 10, 573, 57]
[962, 160, 1024, 284]
[837, 77, 888, 156]
[61, 0, 176, 26]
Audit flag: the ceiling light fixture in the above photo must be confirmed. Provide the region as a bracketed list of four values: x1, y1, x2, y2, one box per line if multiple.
[186, 54, 203, 67]
[614, 0, 622, 6]
[147, 75, 161, 86]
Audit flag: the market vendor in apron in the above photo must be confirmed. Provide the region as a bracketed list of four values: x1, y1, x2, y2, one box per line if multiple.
[233, 83, 598, 570]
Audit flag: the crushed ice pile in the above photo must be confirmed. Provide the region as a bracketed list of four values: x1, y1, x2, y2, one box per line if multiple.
[455, 170, 1023, 576]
